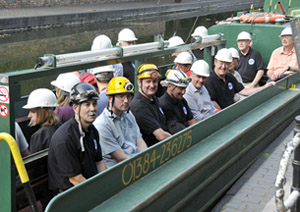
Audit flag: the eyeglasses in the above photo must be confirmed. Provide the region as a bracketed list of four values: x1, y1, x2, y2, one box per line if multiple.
[115, 93, 133, 101]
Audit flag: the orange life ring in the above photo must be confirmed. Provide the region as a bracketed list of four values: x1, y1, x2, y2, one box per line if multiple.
[240, 14, 285, 23]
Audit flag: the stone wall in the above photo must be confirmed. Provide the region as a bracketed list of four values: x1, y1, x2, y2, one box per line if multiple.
[0, 0, 140, 8]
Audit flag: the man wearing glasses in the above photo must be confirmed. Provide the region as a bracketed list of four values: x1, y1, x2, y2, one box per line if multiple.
[205, 48, 275, 110]
[93, 77, 147, 168]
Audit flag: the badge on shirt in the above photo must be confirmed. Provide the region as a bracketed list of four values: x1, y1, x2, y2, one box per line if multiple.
[248, 58, 255, 65]
[159, 107, 164, 115]
[228, 82, 233, 90]
[183, 106, 187, 115]
[93, 139, 98, 150]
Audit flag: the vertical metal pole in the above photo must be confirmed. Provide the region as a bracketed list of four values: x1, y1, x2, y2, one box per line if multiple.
[292, 115, 300, 212]
[0, 79, 14, 212]
[134, 59, 143, 93]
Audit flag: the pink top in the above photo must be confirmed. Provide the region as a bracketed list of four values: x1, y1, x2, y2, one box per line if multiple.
[54, 105, 74, 124]
[267, 46, 298, 72]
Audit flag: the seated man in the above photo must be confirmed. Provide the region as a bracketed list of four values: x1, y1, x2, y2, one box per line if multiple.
[93, 77, 147, 168]
[174, 52, 193, 76]
[205, 48, 275, 110]
[48, 83, 106, 194]
[168, 36, 185, 57]
[115, 28, 138, 83]
[228, 47, 243, 102]
[267, 26, 299, 81]
[130, 64, 171, 147]
[191, 26, 208, 60]
[160, 69, 195, 134]
[168, 36, 196, 62]
[228, 48, 243, 84]
[236, 31, 264, 87]
[184, 60, 216, 122]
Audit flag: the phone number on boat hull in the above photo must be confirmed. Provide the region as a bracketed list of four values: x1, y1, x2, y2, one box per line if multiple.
[122, 129, 192, 186]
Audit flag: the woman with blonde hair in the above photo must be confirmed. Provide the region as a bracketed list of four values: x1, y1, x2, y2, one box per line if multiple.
[23, 88, 60, 153]
[51, 73, 80, 123]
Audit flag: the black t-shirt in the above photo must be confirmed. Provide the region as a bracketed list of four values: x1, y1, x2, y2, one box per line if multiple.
[205, 70, 244, 109]
[192, 49, 204, 60]
[48, 118, 102, 192]
[122, 62, 135, 84]
[159, 92, 193, 134]
[29, 124, 60, 154]
[130, 92, 168, 147]
[236, 48, 264, 83]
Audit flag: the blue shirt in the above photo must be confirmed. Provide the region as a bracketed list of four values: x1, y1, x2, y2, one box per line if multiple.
[184, 83, 216, 122]
[97, 92, 108, 116]
[93, 108, 142, 168]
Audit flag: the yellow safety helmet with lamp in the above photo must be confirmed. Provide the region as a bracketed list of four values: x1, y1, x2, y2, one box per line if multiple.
[137, 64, 160, 80]
[106, 77, 134, 95]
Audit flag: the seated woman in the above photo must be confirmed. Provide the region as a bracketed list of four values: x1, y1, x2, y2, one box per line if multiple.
[23, 88, 60, 153]
[51, 73, 80, 123]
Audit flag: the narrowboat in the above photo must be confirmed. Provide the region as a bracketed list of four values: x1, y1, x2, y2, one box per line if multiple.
[1, 0, 300, 211]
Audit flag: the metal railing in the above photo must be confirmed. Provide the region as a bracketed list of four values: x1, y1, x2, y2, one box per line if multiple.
[275, 116, 300, 212]
[0, 133, 39, 212]
[34, 34, 222, 69]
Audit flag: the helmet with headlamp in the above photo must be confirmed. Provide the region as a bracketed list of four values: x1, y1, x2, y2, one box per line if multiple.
[107, 77, 134, 95]
[137, 64, 160, 80]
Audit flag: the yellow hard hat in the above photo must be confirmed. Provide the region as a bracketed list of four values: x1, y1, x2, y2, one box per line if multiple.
[106, 76, 134, 95]
[137, 64, 160, 79]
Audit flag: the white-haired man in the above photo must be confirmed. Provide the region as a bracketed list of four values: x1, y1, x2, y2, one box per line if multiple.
[236, 31, 264, 87]
[205, 48, 275, 109]
[267, 26, 299, 81]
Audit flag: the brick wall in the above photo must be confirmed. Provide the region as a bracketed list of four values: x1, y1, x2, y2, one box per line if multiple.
[0, 0, 140, 8]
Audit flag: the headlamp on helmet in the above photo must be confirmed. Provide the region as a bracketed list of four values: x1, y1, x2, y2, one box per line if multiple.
[107, 77, 134, 95]
[137, 64, 160, 79]
[162, 69, 191, 87]
[124, 82, 134, 92]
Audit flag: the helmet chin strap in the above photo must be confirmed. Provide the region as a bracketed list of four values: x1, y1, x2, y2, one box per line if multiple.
[76, 104, 86, 152]
[140, 79, 152, 100]
[108, 96, 115, 119]
[170, 85, 176, 100]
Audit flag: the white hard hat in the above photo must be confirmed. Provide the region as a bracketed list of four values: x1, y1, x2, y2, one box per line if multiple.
[215, 48, 232, 63]
[23, 88, 58, 109]
[174, 52, 193, 64]
[118, 28, 138, 42]
[280, 26, 292, 36]
[191, 60, 210, 77]
[237, 31, 251, 41]
[51, 73, 80, 93]
[91, 35, 112, 50]
[191, 26, 208, 37]
[162, 69, 191, 87]
[168, 36, 185, 47]
[92, 65, 115, 75]
[228, 48, 239, 59]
